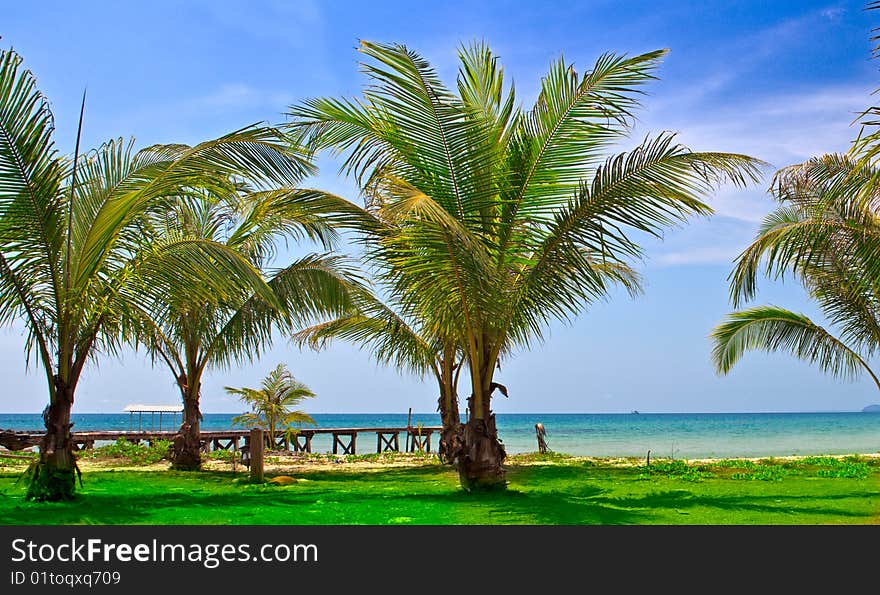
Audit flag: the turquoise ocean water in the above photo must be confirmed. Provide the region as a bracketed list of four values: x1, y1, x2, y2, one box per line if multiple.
[2, 412, 879, 459]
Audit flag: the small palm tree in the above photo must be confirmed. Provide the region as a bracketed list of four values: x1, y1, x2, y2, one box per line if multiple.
[227, 364, 317, 447]
[711, 154, 880, 389]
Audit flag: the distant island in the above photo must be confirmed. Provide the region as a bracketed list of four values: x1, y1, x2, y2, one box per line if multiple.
[862, 404, 880, 413]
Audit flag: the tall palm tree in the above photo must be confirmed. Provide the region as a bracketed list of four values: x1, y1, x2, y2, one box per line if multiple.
[227, 363, 317, 447]
[711, 154, 880, 390]
[293, 292, 464, 461]
[289, 41, 762, 490]
[0, 48, 311, 500]
[136, 190, 364, 470]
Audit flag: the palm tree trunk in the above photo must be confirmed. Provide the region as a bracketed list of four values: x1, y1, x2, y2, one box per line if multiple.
[171, 377, 202, 470]
[443, 349, 507, 490]
[27, 378, 78, 501]
[436, 362, 461, 463]
[455, 388, 506, 490]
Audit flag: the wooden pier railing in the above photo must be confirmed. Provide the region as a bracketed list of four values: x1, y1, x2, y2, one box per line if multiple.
[0, 426, 442, 456]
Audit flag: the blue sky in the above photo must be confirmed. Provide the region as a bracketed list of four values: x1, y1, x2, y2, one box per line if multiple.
[3, 0, 880, 414]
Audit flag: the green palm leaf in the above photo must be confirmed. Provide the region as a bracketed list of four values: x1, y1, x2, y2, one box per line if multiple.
[227, 364, 317, 442]
[710, 306, 880, 389]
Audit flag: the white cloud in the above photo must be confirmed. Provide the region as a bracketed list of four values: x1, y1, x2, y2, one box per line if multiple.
[622, 82, 866, 230]
[193, 0, 324, 47]
[820, 6, 846, 21]
[190, 83, 294, 112]
[653, 245, 745, 266]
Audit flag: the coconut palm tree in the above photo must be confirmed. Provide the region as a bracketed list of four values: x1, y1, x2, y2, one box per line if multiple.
[227, 363, 317, 446]
[289, 41, 762, 490]
[0, 48, 313, 500]
[711, 154, 880, 390]
[293, 291, 464, 461]
[136, 190, 364, 470]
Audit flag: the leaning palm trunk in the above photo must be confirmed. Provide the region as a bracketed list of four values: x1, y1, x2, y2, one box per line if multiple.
[436, 388, 461, 462]
[435, 345, 463, 462]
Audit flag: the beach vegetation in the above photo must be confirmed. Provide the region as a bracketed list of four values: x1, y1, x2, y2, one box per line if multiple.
[711, 153, 880, 390]
[77, 438, 172, 466]
[227, 363, 318, 447]
[639, 459, 712, 481]
[711, 19, 880, 397]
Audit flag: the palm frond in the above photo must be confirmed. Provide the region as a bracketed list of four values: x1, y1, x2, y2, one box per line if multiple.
[292, 290, 438, 376]
[710, 305, 880, 389]
[204, 253, 364, 369]
[497, 50, 670, 253]
[504, 135, 761, 344]
[0, 49, 64, 345]
[730, 155, 880, 307]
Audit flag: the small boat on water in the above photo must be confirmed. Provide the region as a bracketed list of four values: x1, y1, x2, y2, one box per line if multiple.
[631, 410, 640, 415]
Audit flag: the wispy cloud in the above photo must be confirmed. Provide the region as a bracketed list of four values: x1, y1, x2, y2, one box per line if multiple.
[632, 82, 872, 232]
[193, 0, 325, 47]
[99, 82, 297, 145]
[188, 84, 295, 112]
[653, 245, 745, 266]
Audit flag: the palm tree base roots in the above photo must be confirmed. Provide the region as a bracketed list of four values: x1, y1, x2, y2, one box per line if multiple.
[451, 417, 507, 491]
[26, 447, 79, 502]
[171, 423, 202, 470]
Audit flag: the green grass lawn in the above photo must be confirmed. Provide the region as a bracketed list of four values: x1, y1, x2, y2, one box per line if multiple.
[1, 454, 878, 525]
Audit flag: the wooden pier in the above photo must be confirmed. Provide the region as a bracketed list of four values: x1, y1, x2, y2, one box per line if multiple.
[0, 426, 442, 455]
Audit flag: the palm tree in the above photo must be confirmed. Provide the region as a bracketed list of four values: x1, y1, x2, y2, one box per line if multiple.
[293, 292, 464, 461]
[289, 41, 762, 490]
[227, 363, 317, 446]
[136, 190, 364, 470]
[711, 154, 880, 390]
[0, 48, 314, 500]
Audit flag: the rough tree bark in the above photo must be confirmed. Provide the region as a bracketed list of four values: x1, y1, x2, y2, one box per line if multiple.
[26, 378, 79, 501]
[436, 376, 461, 464]
[454, 388, 506, 491]
[441, 346, 508, 490]
[436, 351, 463, 463]
[171, 374, 202, 470]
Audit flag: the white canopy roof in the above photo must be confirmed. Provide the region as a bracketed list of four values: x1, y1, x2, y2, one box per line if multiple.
[123, 404, 183, 413]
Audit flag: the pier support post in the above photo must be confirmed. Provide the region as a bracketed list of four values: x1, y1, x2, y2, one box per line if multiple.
[332, 432, 357, 455]
[377, 431, 400, 452]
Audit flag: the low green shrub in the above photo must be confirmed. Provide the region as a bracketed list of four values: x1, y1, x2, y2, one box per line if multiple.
[639, 459, 712, 481]
[510, 451, 576, 464]
[78, 438, 171, 465]
[731, 466, 792, 481]
[204, 449, 237, 463]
